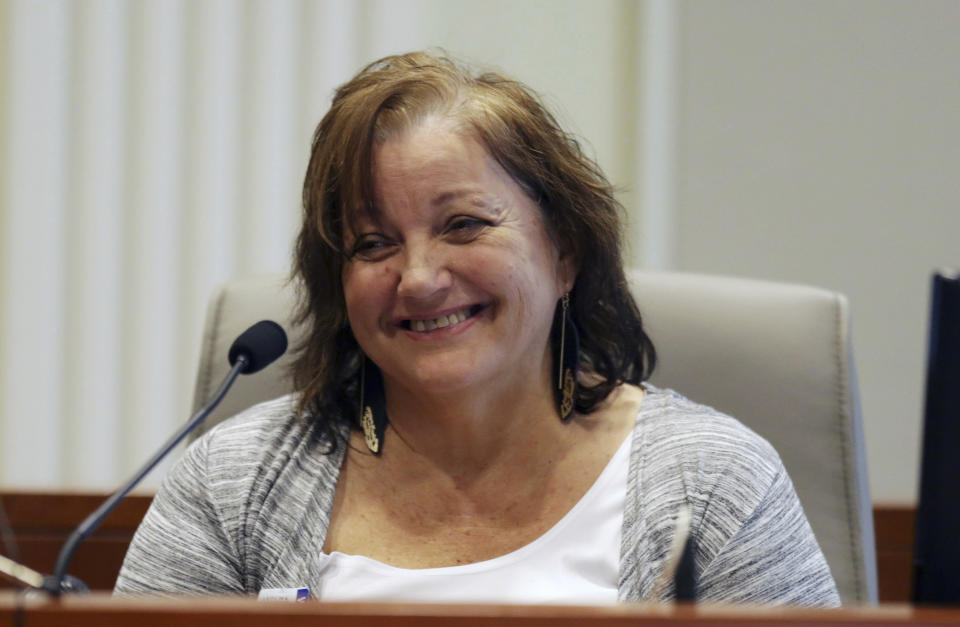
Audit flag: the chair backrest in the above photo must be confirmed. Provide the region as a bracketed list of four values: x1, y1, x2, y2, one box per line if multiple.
[190, 270, 878, 604]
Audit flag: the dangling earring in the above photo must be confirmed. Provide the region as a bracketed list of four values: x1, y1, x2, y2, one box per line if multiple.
[552, 292, 580, 421]
[359, 355, 388, 454]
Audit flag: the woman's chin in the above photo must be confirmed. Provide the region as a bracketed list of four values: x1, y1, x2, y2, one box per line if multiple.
[401, 370, 484, 396]
[386, 356, 503, 399]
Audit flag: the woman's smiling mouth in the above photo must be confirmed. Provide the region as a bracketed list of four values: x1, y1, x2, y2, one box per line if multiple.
[402, 304, 485, 333]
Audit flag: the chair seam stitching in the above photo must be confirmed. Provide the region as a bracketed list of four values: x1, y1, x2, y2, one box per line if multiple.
[835, 292, 863, 602]
[199, 286, 228, 408]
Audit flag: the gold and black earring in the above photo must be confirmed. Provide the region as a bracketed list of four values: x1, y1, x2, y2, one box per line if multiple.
[359, 355, 388, 454]
[552, 292, 580, 421]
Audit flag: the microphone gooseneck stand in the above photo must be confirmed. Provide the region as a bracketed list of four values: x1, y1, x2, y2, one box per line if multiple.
[43, 357, 248, 595]
[42, 319, 287, 595]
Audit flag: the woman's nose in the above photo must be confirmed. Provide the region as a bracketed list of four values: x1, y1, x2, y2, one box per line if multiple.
[396, 244, 453, 302]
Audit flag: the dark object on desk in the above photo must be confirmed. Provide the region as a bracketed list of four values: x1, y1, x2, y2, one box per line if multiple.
[913, 270, 960, 605]
[674, 534, 697, 602]
[42, 320, 287, 595]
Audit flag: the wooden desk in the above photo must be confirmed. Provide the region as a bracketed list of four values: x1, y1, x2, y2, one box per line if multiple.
[2, 594, 960, 627]
[0, 492, 152, 591]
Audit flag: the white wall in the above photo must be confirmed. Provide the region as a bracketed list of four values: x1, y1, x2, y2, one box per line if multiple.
[0, 0, 375, 488]
[673, 0, 960, 502]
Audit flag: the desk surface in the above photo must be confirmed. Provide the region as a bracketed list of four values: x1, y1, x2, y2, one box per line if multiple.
[2, 594, 960, 627]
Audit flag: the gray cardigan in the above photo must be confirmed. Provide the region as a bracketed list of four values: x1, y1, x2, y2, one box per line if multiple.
[115, 386, 839, 606]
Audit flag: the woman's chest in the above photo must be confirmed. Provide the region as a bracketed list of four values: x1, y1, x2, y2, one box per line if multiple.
[321, 438, 633, 569]
[322, 472, 584, 568]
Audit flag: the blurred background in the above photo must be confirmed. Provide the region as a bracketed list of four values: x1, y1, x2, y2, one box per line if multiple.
[0, 0, 957, 505]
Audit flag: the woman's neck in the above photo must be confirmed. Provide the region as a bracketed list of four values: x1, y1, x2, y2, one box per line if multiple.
[377, 372, 568, 484]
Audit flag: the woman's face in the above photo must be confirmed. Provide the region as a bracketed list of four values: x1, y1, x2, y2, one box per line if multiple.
[342, 120, 575, 400]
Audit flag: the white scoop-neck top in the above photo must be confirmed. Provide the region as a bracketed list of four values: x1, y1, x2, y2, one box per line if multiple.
[312, 432, 631, 605]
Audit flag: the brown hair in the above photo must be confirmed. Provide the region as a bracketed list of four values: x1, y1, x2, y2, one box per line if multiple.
[292, 51, 655, 444]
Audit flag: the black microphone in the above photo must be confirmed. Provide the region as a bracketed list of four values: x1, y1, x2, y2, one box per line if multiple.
[42, 320, 288, 595]
[229, 320, 288, 374]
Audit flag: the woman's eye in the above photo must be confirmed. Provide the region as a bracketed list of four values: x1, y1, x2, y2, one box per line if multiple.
[445, 217, 490, 240]
[351, 236, 393, 260]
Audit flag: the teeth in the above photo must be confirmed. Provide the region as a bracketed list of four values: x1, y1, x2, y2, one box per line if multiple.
[409, 307, 473, 332]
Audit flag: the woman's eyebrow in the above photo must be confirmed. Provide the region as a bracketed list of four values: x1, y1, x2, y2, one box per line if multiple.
[430, 189, 486, 207]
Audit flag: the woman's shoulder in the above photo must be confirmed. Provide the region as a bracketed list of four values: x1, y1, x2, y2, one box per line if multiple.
[180, 394, 347, 500]
[631, 385, 782, 485]
[200, 394, 312, 454]
[178, 394, 345, 557]
[622, 385, 839, 606]
[117, 395, 347, 595]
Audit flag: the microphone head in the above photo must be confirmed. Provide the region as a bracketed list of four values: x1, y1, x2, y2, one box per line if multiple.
[228, 320, 288, 374]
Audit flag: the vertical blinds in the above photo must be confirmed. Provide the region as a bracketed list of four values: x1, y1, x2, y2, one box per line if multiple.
[0, 0, 368, 488]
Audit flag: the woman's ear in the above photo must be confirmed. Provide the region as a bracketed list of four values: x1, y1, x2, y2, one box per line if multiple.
[556, 238, 580, 294]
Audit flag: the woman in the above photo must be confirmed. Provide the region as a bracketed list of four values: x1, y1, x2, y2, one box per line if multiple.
[116, 52, 839, 606]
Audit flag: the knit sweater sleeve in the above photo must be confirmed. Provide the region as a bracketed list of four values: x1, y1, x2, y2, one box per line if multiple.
[619, 388, 840, 607]
[695, 456, 840, 606]
[114, 394, 343, 596]
[113, 431, 245, 595]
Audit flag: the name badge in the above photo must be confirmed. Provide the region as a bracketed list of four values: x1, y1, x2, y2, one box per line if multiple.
[258, 587, 311, 601]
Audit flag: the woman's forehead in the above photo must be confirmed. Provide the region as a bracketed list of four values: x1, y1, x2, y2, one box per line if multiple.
[338, 118, 538, 239]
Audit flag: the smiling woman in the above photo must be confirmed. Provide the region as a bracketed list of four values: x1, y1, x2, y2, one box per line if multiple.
[114, 52, 839, 607]
[344, 124, 572, 411]
[294, 53, 655, 448]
